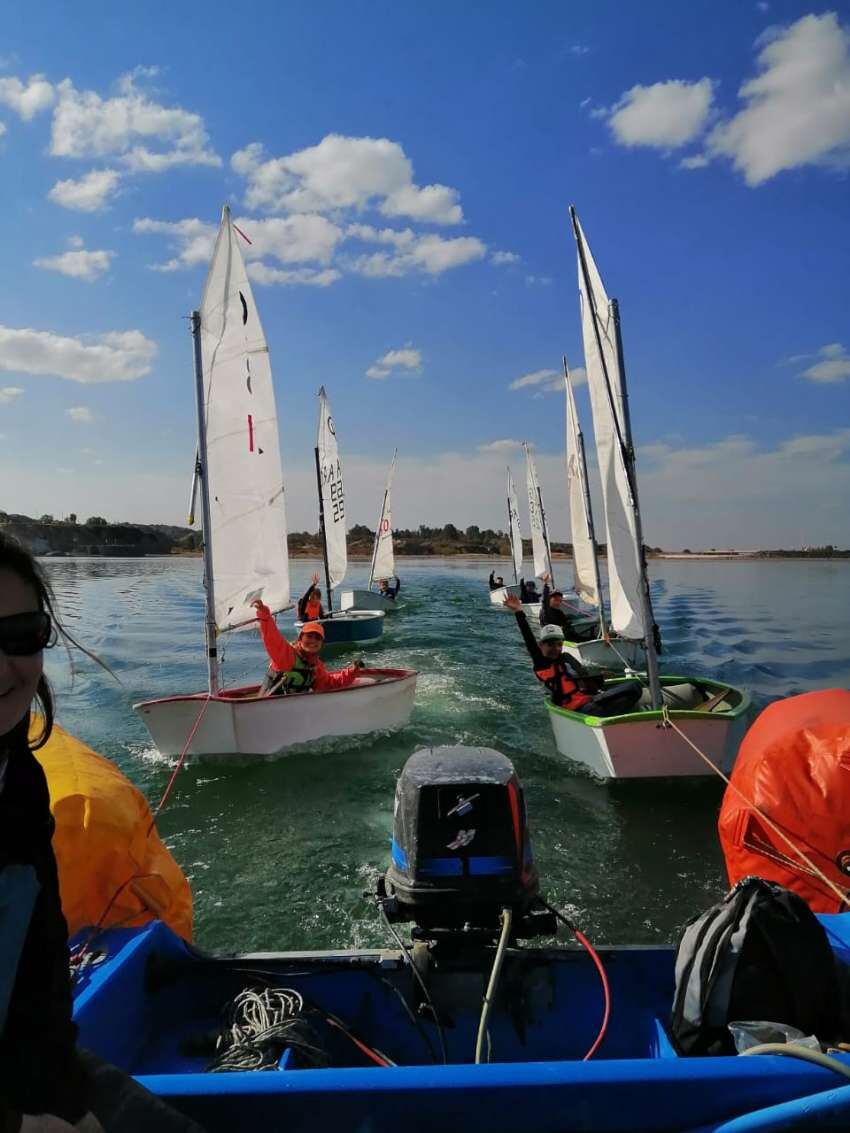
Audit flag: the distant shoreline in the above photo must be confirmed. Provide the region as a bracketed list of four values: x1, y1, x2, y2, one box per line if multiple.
[43, 549, 848, 564]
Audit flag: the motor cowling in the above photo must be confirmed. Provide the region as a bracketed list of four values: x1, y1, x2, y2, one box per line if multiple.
[382, 746, 540, 934]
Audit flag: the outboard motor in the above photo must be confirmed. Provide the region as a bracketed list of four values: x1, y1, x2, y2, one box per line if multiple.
[378, 746, 554, 940]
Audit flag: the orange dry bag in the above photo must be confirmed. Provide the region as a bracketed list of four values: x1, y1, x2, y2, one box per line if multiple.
[718, 689, 850, 914]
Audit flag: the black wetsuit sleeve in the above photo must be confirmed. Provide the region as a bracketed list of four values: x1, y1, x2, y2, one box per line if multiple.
[514, 611, 544, 668]
[488, 572, 496, 590]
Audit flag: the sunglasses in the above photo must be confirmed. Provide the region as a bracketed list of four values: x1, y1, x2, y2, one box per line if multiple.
[0, 611, 53, 657]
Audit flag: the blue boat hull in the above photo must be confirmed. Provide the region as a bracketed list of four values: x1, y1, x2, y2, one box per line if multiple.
[295, 611, 384, 645]
[72, 916, 850, 1132]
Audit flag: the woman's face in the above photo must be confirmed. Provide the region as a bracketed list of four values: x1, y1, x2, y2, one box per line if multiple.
[0, 567, 44, 737]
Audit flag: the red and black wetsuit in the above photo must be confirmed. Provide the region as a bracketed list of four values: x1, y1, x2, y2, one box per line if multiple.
[513, 609, 595, 711]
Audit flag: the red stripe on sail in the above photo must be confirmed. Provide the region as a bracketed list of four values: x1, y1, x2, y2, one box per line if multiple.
[248, 414, 254, 452]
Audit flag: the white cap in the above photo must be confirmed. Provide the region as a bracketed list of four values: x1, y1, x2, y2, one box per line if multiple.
[540, 623, 565, 642]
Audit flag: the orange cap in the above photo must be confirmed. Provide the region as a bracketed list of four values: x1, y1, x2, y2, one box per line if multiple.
[300, 621, 325, 639]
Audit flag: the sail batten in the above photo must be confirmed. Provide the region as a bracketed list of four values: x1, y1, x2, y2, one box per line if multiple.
[316, 386, 347, 593]
[564, 367, 601, 609]
[523, 442, 553, 582]
[507, 467, 523, 582]
[199, 206, 290, 634]
[572, 211, 644, 640]
[370, 450, 396, 585]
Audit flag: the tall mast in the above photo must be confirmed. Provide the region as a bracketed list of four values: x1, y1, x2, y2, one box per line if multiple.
[611, 298, 661, 699]
[190, 310, 220, 694]
[537, 485, 555, 587]
[314, 445, 334, 616]
[506, 469, 517, 585]
[570, 206, 661, 707]
[564, 356, 606, 638]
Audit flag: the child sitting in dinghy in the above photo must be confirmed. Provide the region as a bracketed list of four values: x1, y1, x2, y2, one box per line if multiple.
[504, 594, 641, 717]
[0, 532, 204, 1133]
[251, 601, 364, 694]
[296, 573, 326, 622]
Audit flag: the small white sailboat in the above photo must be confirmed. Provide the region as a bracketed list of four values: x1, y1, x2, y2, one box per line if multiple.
[561, 358, 644, 673]
[297, 387, 385, 644]
[134, 208, 414, 758]
[340, 450, 402, 613]
[521, 442, 556, 618]
[545, 208, 749, 779]
[488, 466, 525, 607]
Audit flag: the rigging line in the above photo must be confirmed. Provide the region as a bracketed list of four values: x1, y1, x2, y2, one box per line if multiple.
[377, 901, 448, 1064]
[660, 706, 850, 911]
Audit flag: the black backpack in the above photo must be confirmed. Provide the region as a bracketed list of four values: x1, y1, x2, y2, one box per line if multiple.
[670, 876, 841, 1056]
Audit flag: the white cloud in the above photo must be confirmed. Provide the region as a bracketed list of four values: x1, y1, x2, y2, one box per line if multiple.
[509, 365, 586, 395]
[232, 134, 463, 224]
[66, 406, 93, 423]
[34, 239, 114, 281]
[48, 168, 120, 212]
[491, 250, 520, 265]
[134, 213, 343, 278]
[820, 343, 845, 359]
[347, 231, 486, 277]
[801, 342, 850, 384]
[246, 263, 341, 287]
[0, 122, 6, 138]
[636, 429, 850, 546]
[509, 368, 559, 391]
[705, 12, 850, 185]
[0, 326, 156, 383]
[525, 275, 552, 286]
[608, 78, 714, 148]
[0, 74, 54, 119]
[0, 386, 24, 404]
[477, 438, 523, 453]
[50, 71, 220, 172]
[366, 346, 422, 381]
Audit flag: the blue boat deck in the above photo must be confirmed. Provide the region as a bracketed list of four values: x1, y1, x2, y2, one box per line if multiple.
[72, 918, 850, 1132]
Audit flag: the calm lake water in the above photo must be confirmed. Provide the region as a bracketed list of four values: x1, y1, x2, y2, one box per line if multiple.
[42, 556, 850, 953]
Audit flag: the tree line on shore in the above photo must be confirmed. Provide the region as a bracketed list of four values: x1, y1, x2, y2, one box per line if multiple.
[1, 512, 847, 558]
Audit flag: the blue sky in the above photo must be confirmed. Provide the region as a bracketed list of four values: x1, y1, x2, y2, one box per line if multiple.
[0, 1, 848, 548]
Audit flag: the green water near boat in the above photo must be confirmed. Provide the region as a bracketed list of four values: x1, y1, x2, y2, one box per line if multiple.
[42, 556, 850, 953]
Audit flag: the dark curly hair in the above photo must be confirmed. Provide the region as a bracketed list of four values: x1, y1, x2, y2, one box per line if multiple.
[0, 529, 57, 749]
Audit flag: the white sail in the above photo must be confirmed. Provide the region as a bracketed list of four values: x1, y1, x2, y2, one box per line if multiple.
[507, 467, 524, 581]
[200, 206, 289, 632]
[316, 386, 347, 591]
[370, 450, 397, 584]
[564, 369, 601, 608]
[573, 212, 644, 639]
[523, 442, 552, 581]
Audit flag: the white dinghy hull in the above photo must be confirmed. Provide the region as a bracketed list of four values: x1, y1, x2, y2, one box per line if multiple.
[339, 589, 399, 613]
[489, 583, 522, 607]
[562, 636, 645, 674]
[134, 669, 417, 759]
[545, 677, 751, 780]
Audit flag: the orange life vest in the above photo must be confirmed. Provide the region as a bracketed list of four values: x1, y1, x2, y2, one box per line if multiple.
[304, 596, 322, 620]
[534, 664, 592, 712]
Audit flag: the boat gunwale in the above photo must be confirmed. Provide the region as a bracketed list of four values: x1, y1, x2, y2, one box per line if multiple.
[545, 674, 752, 728]
[132, 668, 418, 711]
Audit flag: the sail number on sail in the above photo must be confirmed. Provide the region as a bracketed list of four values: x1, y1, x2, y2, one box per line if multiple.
[322, 457, 345, 522]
